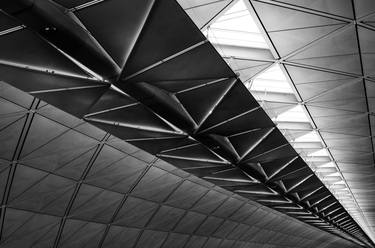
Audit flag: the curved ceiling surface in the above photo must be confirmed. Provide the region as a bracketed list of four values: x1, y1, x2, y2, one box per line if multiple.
[0, 0, 374, 247]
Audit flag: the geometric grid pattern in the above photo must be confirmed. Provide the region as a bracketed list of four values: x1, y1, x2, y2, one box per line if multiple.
[0, 0, 372, 246]
[197, 0, 375, 242]
[0, 82, 357, 248]
[251, 0, 375, 241]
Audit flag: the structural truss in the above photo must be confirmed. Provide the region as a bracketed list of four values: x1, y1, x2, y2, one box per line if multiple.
[0, 0, 374, 247]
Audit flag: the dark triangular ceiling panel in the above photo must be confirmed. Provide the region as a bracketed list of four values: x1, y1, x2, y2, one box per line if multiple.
[0, 29, 88, 77]
[0, 11, 20, 32]
[122, 0, 206, 77]
[76, 0, 154, 68]
[33, 86, 109, 118]
[124, 42, 234, 82]
[176, 78, 235, 124]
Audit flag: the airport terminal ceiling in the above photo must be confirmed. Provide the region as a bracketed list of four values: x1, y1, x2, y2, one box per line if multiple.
[0, 0, 374, 247]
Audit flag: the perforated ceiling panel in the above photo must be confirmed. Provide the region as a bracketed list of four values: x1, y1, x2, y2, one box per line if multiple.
[0, 0, 373, 247]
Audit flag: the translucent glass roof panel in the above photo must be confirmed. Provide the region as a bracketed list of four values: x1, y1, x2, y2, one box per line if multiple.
[295, 131, 321, 142]
[250, 64, 294, 93]
[275, 105, 310, 123]
[308, 148, 330, 157]
[206, 0, 268, 49]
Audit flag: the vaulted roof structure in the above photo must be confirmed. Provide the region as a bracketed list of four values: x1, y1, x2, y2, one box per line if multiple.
[0, 0, 374, 247]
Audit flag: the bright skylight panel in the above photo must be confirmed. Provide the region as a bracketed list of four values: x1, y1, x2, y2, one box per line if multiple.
[250, 79, 294, 93]
[295, 131, 321, 142]
[337, 195, 353, 200]
[274, 105, 310, 123]
[212, 0, 259, 33]
[255, 64, 285, 80]
[329, 183, 346, 188]
[333, 180, 346, 184]
[221, 0, 247, 15]
[308, 148, 330, 157]
[206, 0, 268, 49]
[321, 176, 342, 182]
[250, 64, 294, 93]
[319, 162, 336, 168]
[207, 29, 267, 48]
[327, 172, 342, 177]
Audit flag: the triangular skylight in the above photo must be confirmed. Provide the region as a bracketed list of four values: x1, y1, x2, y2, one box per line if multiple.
[250, 64, 294, 93]
[205, 0, 268, 49]
[308, 148, 330, 157]
[274, 105, 310, 123]
[295, 131, 321, 142]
